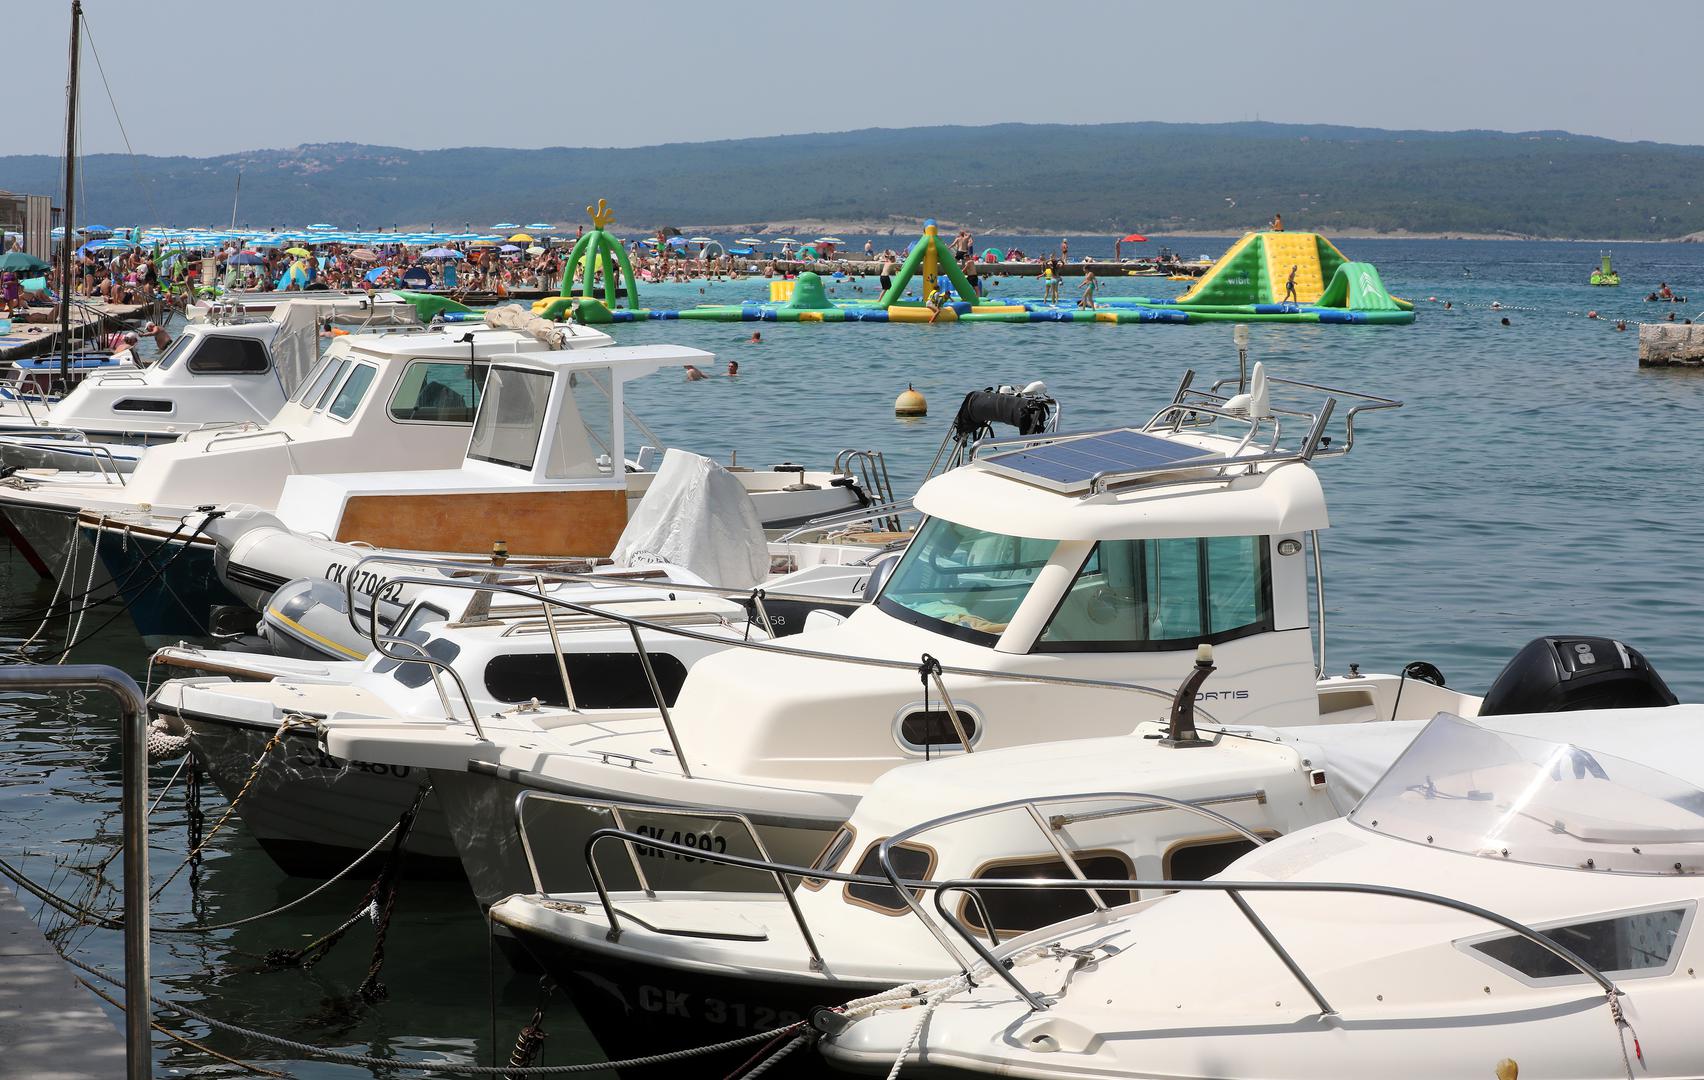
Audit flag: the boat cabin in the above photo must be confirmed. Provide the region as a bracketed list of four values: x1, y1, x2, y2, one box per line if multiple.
[270, 337, 706, 556]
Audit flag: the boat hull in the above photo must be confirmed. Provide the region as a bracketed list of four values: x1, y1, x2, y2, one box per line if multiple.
[87, 522, 237, 638]
[430, 766, 837, 910]
[500, 916, 891, 1078]
[172, 706, 463, 878]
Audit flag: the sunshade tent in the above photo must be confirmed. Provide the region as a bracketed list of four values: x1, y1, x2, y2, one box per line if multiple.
[0, 251, 51, 273]
[982, 247, 1005, 261]
[1115, 232, 1148, 259]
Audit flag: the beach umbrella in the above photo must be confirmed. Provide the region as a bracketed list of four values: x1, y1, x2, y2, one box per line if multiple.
[774, 237, 798, 244]
[526, 245, 545, 256]
[284, 246, 311, 257]
[688, 236, 715, 244]
[526, 222, 554, 230]
[816, 236, 845, 244]
[78, 223, 113, 235]
[639, 238, 659, 246]
[500, 244, 521, 253]
[491, 222, 518, 229]
[420, 247, 464, 260]
[309, 223, 337, 230]
[1115, 232, 1148, 259]
[228, 251, 267, 265]
[363, 267, 386, 283]
[469, 239, 496, 248]
[728, 246, 753, 256]
[0, 250, 51, 273]
[737, 237, 764, 245]
[665, 236, 687, 248]
[348, 248, 379, 262]
[507, 233, 534, 243]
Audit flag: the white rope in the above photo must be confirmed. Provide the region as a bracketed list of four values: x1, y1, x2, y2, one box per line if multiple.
[14, 523, 77, 657]
[57, 512, 104, 662]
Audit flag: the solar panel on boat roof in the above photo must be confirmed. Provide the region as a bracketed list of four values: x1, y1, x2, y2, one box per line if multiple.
[982, 428, 1217, 493]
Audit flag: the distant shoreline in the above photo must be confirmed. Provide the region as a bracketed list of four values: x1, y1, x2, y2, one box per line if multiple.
[662, 218, 1699, 244]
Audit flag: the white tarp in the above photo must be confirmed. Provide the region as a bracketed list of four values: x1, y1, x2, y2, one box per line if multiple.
[612, 449, 768, 589]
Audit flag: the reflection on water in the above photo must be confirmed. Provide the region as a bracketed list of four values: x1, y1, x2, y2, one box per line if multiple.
[2, 236, 1703, 1074]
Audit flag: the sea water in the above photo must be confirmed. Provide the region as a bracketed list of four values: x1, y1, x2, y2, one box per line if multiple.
[3, 236, 1702, 1076]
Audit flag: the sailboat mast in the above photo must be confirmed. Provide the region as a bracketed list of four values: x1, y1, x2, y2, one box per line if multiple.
[230, 169, 241, 230]
[58, 0, 81, 383]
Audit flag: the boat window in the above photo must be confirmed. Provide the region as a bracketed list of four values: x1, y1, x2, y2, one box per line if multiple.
[112, 398, 172, 413]
[390, 360, 488, 423]
[379, 633, 462, 690]
[801, 825, 857, 891]
[1351, 714, 1704, 874]
[468, 366, 552, 471]
[1036, 535, 1272, 651]
[895, 706, 980, 754]
[1463, 904, 1693, 985]
[151, 334, 196, 371]
[310, 360, 350, 412]
[843, 841, 937, 916]
[294, 355, 342, 404]
[326, 363, 376, 421]
[874, 517, 1057, 645]
[1164, 835, 1263, 881]
[960, 852, 1134, 935]
[543, 367, 614, 479]
[397, 603, 449, 640]
[186, 335, 269, 374]
[483, 651, 688, 710]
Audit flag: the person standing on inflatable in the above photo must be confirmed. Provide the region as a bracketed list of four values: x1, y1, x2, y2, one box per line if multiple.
[1272, 212, 1284, 231]
[1284, 264, 1298, 303]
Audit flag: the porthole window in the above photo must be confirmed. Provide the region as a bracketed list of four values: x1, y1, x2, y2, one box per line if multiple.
[894, 704, 981, 754]
[843, 841, 936, 915]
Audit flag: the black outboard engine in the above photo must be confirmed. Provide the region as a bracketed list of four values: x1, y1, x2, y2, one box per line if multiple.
[1479, 636, 1678, 716]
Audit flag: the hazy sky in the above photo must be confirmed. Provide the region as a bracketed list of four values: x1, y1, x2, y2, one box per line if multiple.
[10, 0, 1700, 156]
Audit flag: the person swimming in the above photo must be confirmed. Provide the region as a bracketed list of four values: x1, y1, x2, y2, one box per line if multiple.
[684, 364, 709, 381]
[747, 331, 762, 343]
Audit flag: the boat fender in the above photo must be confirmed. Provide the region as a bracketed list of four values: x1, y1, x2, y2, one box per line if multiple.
[147, 713, 191, 761]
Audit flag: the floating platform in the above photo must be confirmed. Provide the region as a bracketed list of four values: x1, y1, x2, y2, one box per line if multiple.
[536, 225, 1412, 327]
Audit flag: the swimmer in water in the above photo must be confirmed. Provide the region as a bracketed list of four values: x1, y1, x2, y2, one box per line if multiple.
[726, 359, 740, 377]
[1500, 317, 1510, 326]
[684, 365, 709, 381]
[1616, 320, 1627, 331]
[1490, 301, 1503, 310]
[747, 331, 762, 343]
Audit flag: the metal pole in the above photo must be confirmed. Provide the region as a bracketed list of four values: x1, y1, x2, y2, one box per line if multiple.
[59, 0, 82, 386]
[0, 664, 149, 1080]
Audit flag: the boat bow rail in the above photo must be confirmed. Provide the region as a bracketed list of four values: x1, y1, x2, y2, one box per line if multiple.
[559, 789, 1271, 978]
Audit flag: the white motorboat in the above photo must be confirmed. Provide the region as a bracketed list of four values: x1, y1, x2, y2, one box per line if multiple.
[68, 321, 874, 640]
[319, 366, 1487, 912]
[0, 293, 417, 476]
[0, 320, 617, 630]
[482, 635, 1678, 1066]
[822, 706, 1704, 1079]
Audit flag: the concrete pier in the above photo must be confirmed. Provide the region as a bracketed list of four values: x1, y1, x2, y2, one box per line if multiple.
[1638, 323, 1704, 367]
[0, 883, 126, 1079]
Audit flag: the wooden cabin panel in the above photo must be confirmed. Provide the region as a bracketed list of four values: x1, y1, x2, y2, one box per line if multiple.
[335, 489, 629, 556]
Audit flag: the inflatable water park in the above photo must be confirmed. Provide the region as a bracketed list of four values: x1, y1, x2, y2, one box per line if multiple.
[523, 200, 1415, 327]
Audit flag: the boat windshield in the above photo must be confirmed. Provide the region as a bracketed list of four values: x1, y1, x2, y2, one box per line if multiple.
[875, 517, 1057, 644]
[468, 365, 551, 471]
[1350, 714, 1704, 874]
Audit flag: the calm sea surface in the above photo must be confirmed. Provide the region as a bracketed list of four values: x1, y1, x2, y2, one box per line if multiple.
[3, 235, 1703, 1076]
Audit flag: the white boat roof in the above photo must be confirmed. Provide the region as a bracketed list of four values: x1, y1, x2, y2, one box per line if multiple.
[915, 452, 1328, 541]
[335, 324, 647, 368]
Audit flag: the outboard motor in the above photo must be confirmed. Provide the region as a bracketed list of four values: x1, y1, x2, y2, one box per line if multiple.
[1479, 636, 1678, 716]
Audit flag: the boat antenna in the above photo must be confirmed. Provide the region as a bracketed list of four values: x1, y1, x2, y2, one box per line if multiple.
[1161, 644, 1216, 748]
[58, 0, 82, 388]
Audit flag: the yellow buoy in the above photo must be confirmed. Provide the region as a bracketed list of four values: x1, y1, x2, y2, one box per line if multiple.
[895, 384, 927, 417]
[1496, 1059, 1518, 1080]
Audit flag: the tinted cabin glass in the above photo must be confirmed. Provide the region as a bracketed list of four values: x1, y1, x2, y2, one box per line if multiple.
[468, 366, 552, 470]
[1166, 837, 1261, 881]
[387, 635, 462, 689]
[327, 363, 376, 420]
[844, 842, 934, 914]
[390, 361, 487, 423]
[1038, 536, 1271, 650]
[152, 334, 195, 371]
[483, 652, 689, 709]
[311, 360, 350, 411]
[1470, 907, 1688, 981]
[803, 826, 857, 889]
[876, 517, 1056, 644]
[295, 356, 342, 404]
[186, 335, 269, 374]
[961, 853, 1134, 934]
[113, 398, 172, 413]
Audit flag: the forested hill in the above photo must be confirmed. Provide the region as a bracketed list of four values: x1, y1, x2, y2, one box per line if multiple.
[4, 122, 1702, 239]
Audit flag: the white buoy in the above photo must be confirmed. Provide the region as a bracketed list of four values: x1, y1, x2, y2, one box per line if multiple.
[895, 384, 927, 417]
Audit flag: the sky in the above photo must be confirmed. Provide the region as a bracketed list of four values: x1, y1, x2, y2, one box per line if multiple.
[9, 0, 1702, 157]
